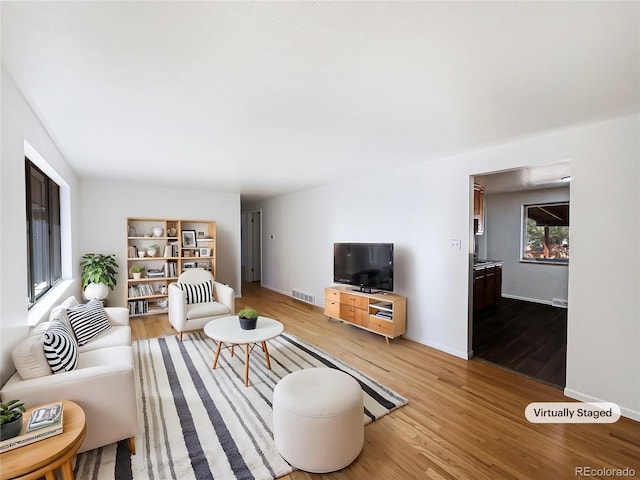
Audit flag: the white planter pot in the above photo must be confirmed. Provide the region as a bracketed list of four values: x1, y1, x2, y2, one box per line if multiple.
[84, 282, 109, 301]
[132, 272, 142, 280]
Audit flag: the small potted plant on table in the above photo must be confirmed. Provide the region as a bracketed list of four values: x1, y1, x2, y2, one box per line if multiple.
[0, 400, 25, 441]
[238, 308, 259, 330]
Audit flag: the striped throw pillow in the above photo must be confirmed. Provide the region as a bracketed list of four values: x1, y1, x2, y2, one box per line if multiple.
[176, 280, 213, 304]
[43, 321, 78, 373]
[67, 299, 111, 346]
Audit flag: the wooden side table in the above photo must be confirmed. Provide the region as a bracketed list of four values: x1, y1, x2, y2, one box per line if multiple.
[0, 400, 86, 480]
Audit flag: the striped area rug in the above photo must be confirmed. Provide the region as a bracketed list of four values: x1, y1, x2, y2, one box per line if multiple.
[75, 331, 408, 480]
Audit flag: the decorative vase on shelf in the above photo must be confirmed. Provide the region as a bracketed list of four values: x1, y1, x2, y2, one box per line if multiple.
[152, 227, 163, 237]
[132, 272, 142, 280]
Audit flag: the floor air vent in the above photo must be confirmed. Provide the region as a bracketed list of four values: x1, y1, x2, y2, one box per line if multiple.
[292, 289, 315, 305]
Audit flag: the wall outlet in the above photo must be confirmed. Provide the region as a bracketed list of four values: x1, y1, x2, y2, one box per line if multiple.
[450, 239, 461, 250]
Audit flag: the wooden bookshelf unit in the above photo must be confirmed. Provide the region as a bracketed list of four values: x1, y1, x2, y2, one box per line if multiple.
[126, 218, 216, 316]
[324, 285, 406, 344]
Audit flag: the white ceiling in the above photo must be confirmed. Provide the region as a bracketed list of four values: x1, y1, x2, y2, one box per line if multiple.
[2, 1, 639, 201]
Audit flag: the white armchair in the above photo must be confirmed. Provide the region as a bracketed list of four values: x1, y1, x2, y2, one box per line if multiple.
[168, 268, 235, 341]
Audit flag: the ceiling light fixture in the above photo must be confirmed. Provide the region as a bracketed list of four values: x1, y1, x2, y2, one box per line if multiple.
[561, 176, 572, 182]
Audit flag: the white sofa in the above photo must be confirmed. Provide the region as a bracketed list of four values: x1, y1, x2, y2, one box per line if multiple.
[0, 297, 138, 454]
[168, 268, 235, 341]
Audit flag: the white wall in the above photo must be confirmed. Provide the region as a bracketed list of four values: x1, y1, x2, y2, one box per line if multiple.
[1, 69, 82, 385]
[255, 115, 639, 419]
[484, 188, 570, 304]
[78, 180, 242, 306]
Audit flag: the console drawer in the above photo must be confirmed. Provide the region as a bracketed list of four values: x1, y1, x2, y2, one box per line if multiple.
[324, 300, 340, 317]
[325, 289, 340, 301]
[369, 317, 393, 335]
[340, 305, 369, 327]
[341, 293, 368, 310]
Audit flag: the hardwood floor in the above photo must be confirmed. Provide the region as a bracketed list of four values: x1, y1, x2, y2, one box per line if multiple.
[472, 298, 567, 388]
[131, 282, 640, 480]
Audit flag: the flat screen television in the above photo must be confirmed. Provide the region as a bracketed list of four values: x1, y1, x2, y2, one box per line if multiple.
[333, 243, 394, 293]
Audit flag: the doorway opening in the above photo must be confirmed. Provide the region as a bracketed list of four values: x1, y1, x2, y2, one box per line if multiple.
[241, 210, 262, 283]
[469, 162, 570, 389]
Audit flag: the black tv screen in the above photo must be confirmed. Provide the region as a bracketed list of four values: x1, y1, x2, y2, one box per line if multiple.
[333, 243, 394, 293]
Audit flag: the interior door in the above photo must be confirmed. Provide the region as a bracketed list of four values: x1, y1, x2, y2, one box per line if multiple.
[244, 210, 261, 282]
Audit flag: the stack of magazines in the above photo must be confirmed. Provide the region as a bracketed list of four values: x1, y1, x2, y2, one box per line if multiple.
[0, 402, 64, 453]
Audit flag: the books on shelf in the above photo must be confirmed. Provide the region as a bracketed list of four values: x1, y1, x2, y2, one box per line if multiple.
[0, 402, 63, 453]
[374, 311, 393, 320]
[168, 241, 179, 257]
[164, 262, 177, 278]
[129, 283, 155, 297]
[128, 299, 149, 315]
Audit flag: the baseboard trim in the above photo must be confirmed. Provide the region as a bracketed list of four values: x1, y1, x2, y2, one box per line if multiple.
[501, 293, 554, 306]
[564, 388, 640, 422]
[260, 283, 322, 307]
[404, 334, 469, 360]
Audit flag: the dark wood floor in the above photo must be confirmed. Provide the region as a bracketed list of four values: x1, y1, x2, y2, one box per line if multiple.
[472, 297, 567, 388]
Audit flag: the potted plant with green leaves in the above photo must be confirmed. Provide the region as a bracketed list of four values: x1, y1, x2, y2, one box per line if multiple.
[238, 307, 259, 330]
[0, 400, 25, 441]
[131, 264, 144, 280]
[80, 253, 118, 301]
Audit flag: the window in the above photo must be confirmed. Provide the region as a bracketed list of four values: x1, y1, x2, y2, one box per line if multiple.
[522, 202, 569, 264]
[26, 158, 62, 307]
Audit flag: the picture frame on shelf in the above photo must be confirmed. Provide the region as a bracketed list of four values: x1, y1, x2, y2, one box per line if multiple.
[182, 230, 196, 248]
[199, 247, 211, 257]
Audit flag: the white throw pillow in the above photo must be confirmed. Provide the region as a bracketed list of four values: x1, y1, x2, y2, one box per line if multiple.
[49, 296, 79, 332]
[67, 299, 111, 346]
[12, 326, 52, 379]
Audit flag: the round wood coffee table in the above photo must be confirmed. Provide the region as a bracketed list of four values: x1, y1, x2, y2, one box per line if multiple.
[204, 315, 284, 387]
[0, 400, 86, 480]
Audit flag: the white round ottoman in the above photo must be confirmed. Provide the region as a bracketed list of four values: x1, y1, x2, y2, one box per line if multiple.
[273, 368, 364, 473]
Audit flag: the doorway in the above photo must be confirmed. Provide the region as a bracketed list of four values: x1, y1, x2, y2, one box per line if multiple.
[242, 210, 262, 283]
[469, 162, 570, 388]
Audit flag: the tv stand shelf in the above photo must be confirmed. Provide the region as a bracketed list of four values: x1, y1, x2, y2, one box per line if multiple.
[324, 285, 406, 344]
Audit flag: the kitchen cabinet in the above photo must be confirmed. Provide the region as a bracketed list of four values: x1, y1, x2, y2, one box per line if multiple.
[474, 184, 485, 235]
[473, 261, 502, 312]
